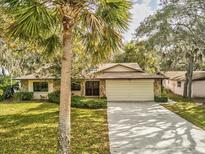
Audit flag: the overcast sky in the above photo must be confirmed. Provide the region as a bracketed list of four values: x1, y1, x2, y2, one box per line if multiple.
[123, 0, 161, 42]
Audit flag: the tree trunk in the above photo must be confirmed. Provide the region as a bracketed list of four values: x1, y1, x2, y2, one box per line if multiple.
[183, 72, 188, 98]
[58, 26, 72, 154]
[187, 56, 193, 100]
[2, 67, 5, 76]
[183, 61, 190, 98]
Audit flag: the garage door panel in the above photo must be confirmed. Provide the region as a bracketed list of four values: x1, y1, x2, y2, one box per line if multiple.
[106, 80, 154, 101]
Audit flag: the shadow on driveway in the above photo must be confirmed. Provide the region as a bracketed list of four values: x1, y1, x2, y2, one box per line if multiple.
[107, 102, 205, 154]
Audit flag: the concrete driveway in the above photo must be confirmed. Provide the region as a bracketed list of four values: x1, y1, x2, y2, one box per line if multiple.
[107, 102, 205, 154]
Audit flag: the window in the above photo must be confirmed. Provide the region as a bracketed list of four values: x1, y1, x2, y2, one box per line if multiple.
[85, 81, 99, 96]
[33, 82, 48, 92]
[177, 81, 181, 87]
[71, 82, 81, 91]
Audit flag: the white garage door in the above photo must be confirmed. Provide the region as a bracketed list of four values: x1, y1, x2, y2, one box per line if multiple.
[106, 80, 154, 101]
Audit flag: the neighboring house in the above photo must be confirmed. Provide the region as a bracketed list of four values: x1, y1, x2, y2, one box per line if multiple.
[14, 63, 166, 101]
[163, 71, 205, 98]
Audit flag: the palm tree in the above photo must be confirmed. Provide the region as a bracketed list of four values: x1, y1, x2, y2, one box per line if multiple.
[0, 0, 131, 153]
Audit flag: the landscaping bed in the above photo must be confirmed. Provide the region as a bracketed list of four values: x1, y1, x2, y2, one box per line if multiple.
[0, 102, 110, 154]
[48, 90, 107, 109]
[71, 96, 107, 109]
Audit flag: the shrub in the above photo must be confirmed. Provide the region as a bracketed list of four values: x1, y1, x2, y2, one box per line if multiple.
[48, 91, 107, 109]
[0, 89, 4, 101]
[4, 87, 14, 98]
[0, 95, 5, 101]
[0, 86, 15, 101]
[155, 96, 168, 102]
[48, 90, 60, 103]
[14, 92, 33, 101]
[100, 96, 107, 99]
[0, 77, 18, 101]
[71, 96, 107, 109]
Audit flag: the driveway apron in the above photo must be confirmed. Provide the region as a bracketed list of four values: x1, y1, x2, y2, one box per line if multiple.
[107, 102, 205, 154]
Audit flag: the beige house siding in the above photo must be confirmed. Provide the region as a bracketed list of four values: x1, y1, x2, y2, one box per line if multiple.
[27, 80, 54, 99]
[104, 65, 136, 72]
[20, 79, 84, 99]
[17, 63, 165, 100]
[106, 79, 154, 101]
[20, 78, 162, 100]
[163, 79, 184, 96]
[72, 91, 81, 96]
[53, 80, 60, 91]
[21, 80, 29, 92]
[164, 79, 205, 98]
[192, 81, 205, 97]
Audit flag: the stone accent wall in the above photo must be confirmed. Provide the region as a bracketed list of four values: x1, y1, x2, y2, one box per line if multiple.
[80, 81, 85, 96]
[53, 80, 61, 91]
[154, 79, 162, 96]
[100, 80, 106, 97]
[21, 80, 28, 92]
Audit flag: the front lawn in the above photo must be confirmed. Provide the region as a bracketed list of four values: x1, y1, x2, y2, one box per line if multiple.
[162, 91, 205, 130]
[0, 102, 110, 154]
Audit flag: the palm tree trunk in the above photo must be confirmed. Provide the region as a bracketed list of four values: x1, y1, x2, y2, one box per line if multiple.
[58, 26, 72, 154]
[187, 56, 193, 100]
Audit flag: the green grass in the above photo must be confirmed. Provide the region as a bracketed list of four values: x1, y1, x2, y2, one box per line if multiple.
[164, 90, 193, 102]
[162, 91, 205, 130]
[0, 102, 110, 154]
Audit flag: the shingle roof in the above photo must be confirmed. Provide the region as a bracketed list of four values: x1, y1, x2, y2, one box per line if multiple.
[15, 63, 166, 80]
[14, 74, 59, 80]
[163, 71, 186, 80]
[163, 71, 205, 81]
[96, 63, 143, 72]
[84, 63, 166, 79]
[86, 72, 167, 79]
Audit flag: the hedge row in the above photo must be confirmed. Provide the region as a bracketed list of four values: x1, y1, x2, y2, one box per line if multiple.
[154, 96, 168, 102]
[48, 91, 107, 109]
[13, 92, 33, 101]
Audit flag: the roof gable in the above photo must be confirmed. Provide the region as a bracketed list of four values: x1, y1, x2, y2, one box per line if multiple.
[164, 71, 205, 81]
[97, 63, 143, 73]
[103, 65, 137, 72]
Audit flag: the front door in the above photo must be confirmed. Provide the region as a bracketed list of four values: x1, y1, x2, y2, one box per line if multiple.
[85, 81, 100, 96]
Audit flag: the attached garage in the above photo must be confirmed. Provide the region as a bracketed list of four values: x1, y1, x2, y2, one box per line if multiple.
[106, 79, 154, 101]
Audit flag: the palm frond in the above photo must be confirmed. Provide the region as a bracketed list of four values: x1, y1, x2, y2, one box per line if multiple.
[97, 0, 132, 31]
[73, 0, 131, 64]
[71, 0, 131, 64]
[8, 4, 59, 40]
[80, 10, 105, 33]
[75, 24, 122, 64]
[1, 0, 132, 62]
[0, 0, 33, 7]
[41, 34, 62, 55]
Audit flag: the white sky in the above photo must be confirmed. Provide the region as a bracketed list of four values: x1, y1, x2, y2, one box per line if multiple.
[123, 0, 161, 42]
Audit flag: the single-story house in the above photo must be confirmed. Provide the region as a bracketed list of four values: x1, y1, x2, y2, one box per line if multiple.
[163, 71, 205, 98]
[14, 63, 167, 101]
